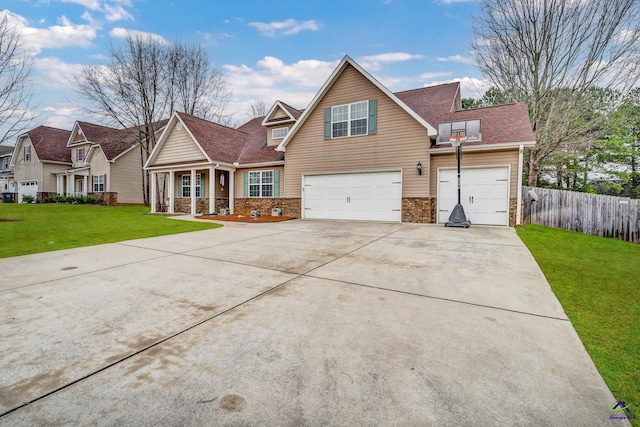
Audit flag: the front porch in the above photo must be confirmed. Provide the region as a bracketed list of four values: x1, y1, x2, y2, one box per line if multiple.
[149, 166, 234, 215]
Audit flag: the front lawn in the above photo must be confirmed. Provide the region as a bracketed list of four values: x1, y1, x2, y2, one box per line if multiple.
[517, 225, 639, 425]
[0, 204, 222, 258]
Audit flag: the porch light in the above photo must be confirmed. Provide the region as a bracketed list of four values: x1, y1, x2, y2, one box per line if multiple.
[416, 161, 423, 175]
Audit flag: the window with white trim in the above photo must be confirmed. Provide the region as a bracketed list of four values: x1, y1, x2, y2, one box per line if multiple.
[93, 174, 105, 192]
[332, 101, 368, 138]
[272, 127, 288, 139]
[77, 147, 84, 162]
[24, 145, 31, 162]
[249, 170, 273, 197]
[180, 174, 203, 198]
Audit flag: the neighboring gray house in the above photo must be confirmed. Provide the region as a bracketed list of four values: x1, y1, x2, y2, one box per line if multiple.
[0, 145, 14, 196]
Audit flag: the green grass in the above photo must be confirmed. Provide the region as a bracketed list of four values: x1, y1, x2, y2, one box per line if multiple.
[517, 224, 639, 425]
[0, 204, 222, 258]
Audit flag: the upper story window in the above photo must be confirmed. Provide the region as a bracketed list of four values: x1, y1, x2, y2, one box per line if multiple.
[331, 101, 368, 138]
[77, 147, 84, 162]
[272, 127, 288, 140]
[436, 119, 482, 145]
[24, 145, 31, 162]
[249, 170, 273, 197]
[0, 157, 9, 170]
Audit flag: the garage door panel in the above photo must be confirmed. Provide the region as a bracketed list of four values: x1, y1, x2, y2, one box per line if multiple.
[304, 172, 402, 222]
[438, 167, 509, 226]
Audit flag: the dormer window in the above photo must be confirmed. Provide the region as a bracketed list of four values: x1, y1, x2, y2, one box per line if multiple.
[272, 127, 288, 139]
[437, 119, 482, 144]
[77, 147, 84, 162]
[24, 145, 31, 162]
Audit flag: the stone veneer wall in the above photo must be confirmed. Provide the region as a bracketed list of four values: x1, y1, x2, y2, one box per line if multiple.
[234, 198, 301, 218]
[174, 197, 210, 214]
[91, 192, 118, 206]
[401, 197, 436, 223]
[509, 197, 518, 227]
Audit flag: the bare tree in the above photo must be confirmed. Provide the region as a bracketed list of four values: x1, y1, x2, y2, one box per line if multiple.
[245, 100, 268, 121]
[0, 12, 35, 145]
[76, 34, 231, 204]
[471, 0, 640, 186]
[167, 41, 230, 124]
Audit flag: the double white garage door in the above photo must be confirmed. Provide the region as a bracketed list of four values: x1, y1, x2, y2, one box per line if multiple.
[303, 171, 402, 222]
[437, 167, 510, 226]
[302, 167, 510, 225]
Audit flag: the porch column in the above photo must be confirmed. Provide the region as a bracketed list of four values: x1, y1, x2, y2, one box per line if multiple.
[229, 170, 235, 214]
[190, 169, 196, 215]
[66, 173, 73, 195]
[57, 175, 63, 195]
[150, 171, 157, 213]
[82, 175, 88, 196]
[209, 167, 216, 213]
[168, 171, 175, 214]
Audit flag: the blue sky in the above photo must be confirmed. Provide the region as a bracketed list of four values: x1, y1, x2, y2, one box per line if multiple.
[2, 0, 487, 131]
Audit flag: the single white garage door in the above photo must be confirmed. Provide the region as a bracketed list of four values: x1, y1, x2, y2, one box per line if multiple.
[303, 171, 402, 221]
[18, 181, 38, 203]
[438, 167, 509, 226]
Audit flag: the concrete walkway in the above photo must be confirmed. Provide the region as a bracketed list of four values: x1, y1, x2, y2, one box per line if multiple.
[0, 220, 624, 426]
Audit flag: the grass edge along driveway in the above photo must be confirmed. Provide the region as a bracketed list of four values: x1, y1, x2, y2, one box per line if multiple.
[0, 204, 222, 258]
[518, 224, 639, 426]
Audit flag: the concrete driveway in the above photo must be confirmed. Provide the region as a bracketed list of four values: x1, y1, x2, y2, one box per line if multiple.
[0, 220, 623, 426]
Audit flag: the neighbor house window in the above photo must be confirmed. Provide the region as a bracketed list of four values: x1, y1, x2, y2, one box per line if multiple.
[272, 127, 288, 139]
[93, 174, 105, 192]
[77, 147, 84, 162]
[332, 101, 368, 138]
[180, 174, 203, 198]
[24, 145, 31, 162]
[249, 170, 273, 197]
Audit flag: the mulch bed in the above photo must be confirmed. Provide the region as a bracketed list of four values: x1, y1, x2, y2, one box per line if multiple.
[194, 214, 295, 223]
[0, 218, 22, 222]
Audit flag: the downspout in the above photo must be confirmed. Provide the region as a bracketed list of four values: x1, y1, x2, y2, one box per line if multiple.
[516, 144, 524, 226]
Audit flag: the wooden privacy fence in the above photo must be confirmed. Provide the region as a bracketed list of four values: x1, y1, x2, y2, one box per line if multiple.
[523, 186, 640, 244]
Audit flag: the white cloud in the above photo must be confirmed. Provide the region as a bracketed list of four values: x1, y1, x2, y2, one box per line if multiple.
[419, 71, 453, 79]
[0, 10, 98, 55]
[248, 19, 319, 37]
[223, 56, 338, 123]
[33, 57, 84, 89]
[439, 0, 476, 4]
[436, 55, 476, 65]
[109, 27, 169, 44]
[358, 52, 424, 71]
[57, 0, 133, 21]
[426, 76, 492, 99]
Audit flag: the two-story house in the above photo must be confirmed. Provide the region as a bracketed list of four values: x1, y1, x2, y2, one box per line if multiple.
[148, 55, 535, 226]
[11, 126, 72, 203]
[0, 145, 14, 197]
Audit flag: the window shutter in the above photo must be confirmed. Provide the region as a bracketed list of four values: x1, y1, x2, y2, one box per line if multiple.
[91, 175, 94, 192]
[324, 108, 331, 139]
[104, 174, 107, 192]
[273, 170, 280, 197]
[368, 99, 377, 134]
[243, 171, 248, 197]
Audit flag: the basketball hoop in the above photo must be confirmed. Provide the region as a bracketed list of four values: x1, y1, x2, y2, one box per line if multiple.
[449, 135, 467, 147]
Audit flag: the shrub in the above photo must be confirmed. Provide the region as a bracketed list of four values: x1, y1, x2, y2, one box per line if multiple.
[21, 194, 35, 203]
[43, 194, 101, 205]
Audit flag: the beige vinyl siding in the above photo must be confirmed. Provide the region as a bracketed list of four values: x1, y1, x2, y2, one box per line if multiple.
[266, 125, 290, 146]
[283, 64, 430, 199]
[429, 149, 520, 198]
[154, 124, 206, 165]
[89, 148, 110, 192]
[41, 163, 61, 192]
[72, 132, 85, 144]
[235, 166, 284, 198]
[13, 137, 43, 185]
[110, 148, 144, 204]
